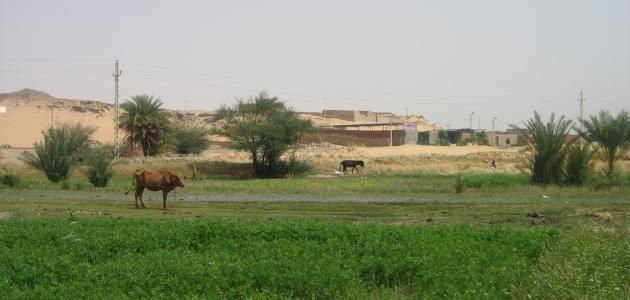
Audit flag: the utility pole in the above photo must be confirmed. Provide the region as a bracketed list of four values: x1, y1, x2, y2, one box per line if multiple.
[578, 90, 586, 122]
[492, 117, 497, 132]
[113, 60, 122, 160]
[469, 112, 475, 136]
[48, 105, 55, 128]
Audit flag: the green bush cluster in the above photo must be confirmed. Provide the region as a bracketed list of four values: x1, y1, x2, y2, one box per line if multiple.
[84, 147, 114, 187]
[20, 123, 94, 182]
[168, 122, 212, 155]
[0, 219, 554, 299]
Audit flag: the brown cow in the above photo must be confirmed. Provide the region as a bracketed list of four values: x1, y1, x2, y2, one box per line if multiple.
[124, 169, 185, 209]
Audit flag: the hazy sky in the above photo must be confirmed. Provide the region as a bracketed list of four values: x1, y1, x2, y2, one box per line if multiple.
[1, 0, 628, 130]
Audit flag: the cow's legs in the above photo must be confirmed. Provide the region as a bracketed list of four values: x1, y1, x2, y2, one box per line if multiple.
[162, 190, 168, 210]
[137, 187, 146, 208]
[343, 165, 348, 175]
[134, 187, 142, 208]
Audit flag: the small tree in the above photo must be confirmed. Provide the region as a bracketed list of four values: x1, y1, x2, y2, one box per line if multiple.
[120, 95, 170, 156]
[214, 91, 313, 177]
[21, 123, 95, 182]
[85, 147, 114, 187]
[505, 138, 511, 146]
[512, 112, 573, 185]
[579, 110, 630, 178]
[170, 122, 212, 155]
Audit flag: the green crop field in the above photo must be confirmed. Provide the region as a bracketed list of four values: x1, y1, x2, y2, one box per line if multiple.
[1, 219, 556, 299]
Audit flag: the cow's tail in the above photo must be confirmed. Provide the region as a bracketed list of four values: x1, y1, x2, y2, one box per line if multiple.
[123, 174, 136, 195]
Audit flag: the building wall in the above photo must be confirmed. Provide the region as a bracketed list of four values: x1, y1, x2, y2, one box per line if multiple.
[486, 133, 519, 146]
[322, 110, 356, 121]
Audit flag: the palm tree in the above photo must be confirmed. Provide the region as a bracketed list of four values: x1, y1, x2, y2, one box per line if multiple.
[120, 95, 170, 156]
[579, 110, 630, 177]
[513, 112, 573, 185]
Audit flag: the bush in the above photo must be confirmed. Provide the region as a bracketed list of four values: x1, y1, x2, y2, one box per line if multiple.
[564, 144, 594, 186]
[169, 122, 212, 155]
[273, 157, 313, 178]
[20, 123, 94, 182]
[85, 147, 114, 187]
[61, 180, 72, 190]
[1, 174, 22, 188]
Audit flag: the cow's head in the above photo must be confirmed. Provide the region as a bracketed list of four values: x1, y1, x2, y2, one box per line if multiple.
[165, 172, 185, 188]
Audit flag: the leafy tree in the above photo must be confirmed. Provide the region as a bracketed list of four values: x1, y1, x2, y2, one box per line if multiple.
[214, 91, 313, 177]
[169, 122, 212, 155]
[120, 95, 170, 156]
[579, 110, 630, 178]
[505, 138, 511, 146]
[512, 112, 573, 185]
[21, 123, 95, 182]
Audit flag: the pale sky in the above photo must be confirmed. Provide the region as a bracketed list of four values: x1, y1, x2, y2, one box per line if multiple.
[1, 0, 629, 130]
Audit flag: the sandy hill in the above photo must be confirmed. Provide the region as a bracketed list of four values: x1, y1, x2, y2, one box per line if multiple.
[0, 89, 117, 148]
[0, 89, 439, 148]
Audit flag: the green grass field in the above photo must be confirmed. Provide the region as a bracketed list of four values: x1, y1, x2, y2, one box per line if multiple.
[1, 170, 629, 299]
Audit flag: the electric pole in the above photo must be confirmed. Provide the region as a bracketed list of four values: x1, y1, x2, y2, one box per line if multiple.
[469, 112, 475, 135]
[113, 60, 122, 160]
[578, 90, 586, 122]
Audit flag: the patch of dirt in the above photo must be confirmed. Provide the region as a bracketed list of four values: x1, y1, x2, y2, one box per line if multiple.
[0, 212, 10, 220]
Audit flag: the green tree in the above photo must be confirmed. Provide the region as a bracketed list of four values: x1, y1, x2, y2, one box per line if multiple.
[21, 123, 95, 182]
[512, 112, 573, 185]
[214, 91, 313, 177]
[120, 95, 170, 156]
[579, 110, 630, 178]
[169, 122, 212, 155]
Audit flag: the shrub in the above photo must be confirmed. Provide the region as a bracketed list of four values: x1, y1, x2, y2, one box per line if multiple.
[1, 174, 22, 188]
[61, 180, 71, 190]
[564, 143, 594, 186]
[84, 147, 114, 187]
[20, 123, 94, 182]
[169, 122, 212, 155]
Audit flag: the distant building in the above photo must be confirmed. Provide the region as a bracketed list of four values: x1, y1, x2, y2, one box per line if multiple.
[486, 131, 519, 147]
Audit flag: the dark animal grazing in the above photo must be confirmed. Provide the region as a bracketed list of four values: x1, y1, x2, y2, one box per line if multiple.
[124, 169, 185, 209]
[339, 160, 364, 175]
